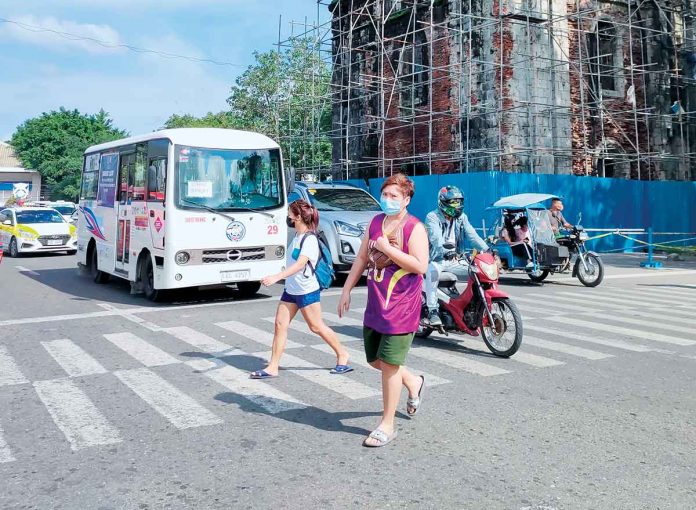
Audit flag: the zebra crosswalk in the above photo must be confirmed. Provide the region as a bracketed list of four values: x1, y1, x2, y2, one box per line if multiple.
[0, 282, 694, 464]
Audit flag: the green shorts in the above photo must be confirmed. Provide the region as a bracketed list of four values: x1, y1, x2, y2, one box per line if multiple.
[363, 327, 415, 366]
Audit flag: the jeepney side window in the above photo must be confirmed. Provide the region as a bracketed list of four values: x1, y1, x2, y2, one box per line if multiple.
[147, 159, 166, 202]
[132, 144, 147, 201]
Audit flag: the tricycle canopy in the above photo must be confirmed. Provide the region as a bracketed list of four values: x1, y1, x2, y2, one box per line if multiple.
[488, 193, 560, 210]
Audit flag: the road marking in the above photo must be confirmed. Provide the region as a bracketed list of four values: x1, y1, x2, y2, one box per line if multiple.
[545, 316, 695, 346]
[164, 326, 242, 356]
[603, 270, 696, 280]
[630, 286, 696, 298]
[513, 296, 594, 315]
[186, 359, 307, 414]
[216, 321, 303, 349]
[0, 424, 15, 463]
[41, 339, 107, 377]
[264, 317, 363, 343]
[578, 311, 696, 337]
[0, 288, 373, 327]
[555, 291, 667, 310]
[256, 351, 379, 400]
[523, 336, 613, 360]
[15, 265, 39, 276]
[321, 313, 364, 328]
[34, 378, 121, 450]
[508, 351, 565, 368]
[97, 303, 162, 331]
[0, 344, 28, 386]
[351, 307, 366, 314]
[310, 343, 451, 386]
[114, 368, 222, 429]
[530, 294, 629, 310]
[617, 309, 696, 326]
[524, 324, 653, 352]
[409, 344, 510, 376]
[103, 333, 179, 367]
[602, 287, 696, 304]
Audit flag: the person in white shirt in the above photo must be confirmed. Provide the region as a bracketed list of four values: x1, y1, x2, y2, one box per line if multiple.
[250, 199, 352, 379]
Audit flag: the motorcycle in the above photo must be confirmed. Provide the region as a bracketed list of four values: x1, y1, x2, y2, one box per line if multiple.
[546, 220, 604, 287]
[417, 249, 523, 358]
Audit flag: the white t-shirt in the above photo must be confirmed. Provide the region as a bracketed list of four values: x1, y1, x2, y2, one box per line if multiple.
[285, 233, 320, 295]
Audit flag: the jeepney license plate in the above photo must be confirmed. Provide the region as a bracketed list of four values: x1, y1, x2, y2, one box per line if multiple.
[47, 240, 63, 246]
[221, 270, 249, 282]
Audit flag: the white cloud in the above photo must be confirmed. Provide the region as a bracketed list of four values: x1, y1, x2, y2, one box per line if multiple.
[0, 33, 233, 137]
[0, 15, 124, 54]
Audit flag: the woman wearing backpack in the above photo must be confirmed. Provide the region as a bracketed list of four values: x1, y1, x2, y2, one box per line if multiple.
[251, 199, 352, 379]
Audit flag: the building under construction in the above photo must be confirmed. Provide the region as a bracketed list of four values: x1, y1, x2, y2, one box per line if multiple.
[279, 0, 695, 181]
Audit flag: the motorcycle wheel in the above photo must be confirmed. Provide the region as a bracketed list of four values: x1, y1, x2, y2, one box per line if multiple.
[527, 269, 549, 283]
[575, 254, 604, 287]
[480, 298, 523, 358]
[415, 324, 434, 338]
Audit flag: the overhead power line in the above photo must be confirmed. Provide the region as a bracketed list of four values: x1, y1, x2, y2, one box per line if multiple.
[0, 16, 247, 68]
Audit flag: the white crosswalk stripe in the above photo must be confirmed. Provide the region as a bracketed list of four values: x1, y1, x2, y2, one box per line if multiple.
[114, 368, 223, 429]
[104, 333, 179, 367]
[618, 309, 696, 327]
[164, 326, 243, 356]
[255, 351, 379, 400]
[523, 336, 613, 360]
[578, 311, 696, 337]
[524, 324, 654, 352]
[508, 351, 565, 367]
[186, 359, 307, 414]
[544, 316, 695, 346]
[409, 344, 510, 376]
[34, 378, 121, 450]
[265, 317, 363, 343]
[513, 296, 598, 315]
[215, 321, 303, 349]
[528, 294, 628, 310]
[598, 287, 696, 304]
[41, 339, 107, 377]
[556, 291, 668, 310]
[310, 343, 452, 386]
[0, 424, 15, 463]
[321, 313, 363, 328]
[0, 344, 28, 386]
[627, 286, 696, 299]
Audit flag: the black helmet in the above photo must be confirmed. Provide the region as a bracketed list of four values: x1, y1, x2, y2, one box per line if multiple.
[438, 185, 464, 218]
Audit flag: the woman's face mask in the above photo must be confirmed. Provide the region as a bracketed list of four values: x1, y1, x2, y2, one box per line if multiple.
[286, 216, 296, 228]
[379, 197, 402, 216]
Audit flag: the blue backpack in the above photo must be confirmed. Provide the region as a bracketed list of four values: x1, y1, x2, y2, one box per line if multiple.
[299, 232, 335, 290]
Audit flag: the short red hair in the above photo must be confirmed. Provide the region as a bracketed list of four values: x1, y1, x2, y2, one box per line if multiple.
[381, 173, 415, 198]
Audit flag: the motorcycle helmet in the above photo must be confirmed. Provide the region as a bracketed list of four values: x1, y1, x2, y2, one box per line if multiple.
[438, 185, 465, 218]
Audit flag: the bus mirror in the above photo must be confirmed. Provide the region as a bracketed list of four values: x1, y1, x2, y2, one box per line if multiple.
[285, 167, 296, 194]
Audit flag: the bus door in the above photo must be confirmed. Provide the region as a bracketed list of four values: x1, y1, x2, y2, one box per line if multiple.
[116, 152, 135, 273]
[146, 140, 168, 251]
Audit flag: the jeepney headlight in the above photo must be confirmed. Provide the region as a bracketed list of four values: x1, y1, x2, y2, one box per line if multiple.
[479, 260, 499, 280]
[275, 246, 285, 258]
[175, 251, 190, 265]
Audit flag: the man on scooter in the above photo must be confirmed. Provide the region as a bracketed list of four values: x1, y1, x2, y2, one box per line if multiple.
[424, 185, 489, 327]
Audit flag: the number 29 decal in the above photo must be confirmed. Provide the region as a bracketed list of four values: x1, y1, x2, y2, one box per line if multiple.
[267, 224, 279, 235]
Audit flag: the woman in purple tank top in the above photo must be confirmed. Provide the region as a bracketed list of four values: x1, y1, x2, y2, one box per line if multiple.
[338, 174, 429, 447]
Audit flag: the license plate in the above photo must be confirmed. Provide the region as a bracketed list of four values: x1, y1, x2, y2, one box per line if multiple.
[221, 270, 250, 282]
[47, 240, 63, 246]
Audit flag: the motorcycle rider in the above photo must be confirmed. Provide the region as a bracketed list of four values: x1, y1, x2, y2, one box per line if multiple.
[424, 185, 489, 327]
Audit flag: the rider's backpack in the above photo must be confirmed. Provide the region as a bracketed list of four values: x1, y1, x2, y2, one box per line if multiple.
[299, 232, 335, 290]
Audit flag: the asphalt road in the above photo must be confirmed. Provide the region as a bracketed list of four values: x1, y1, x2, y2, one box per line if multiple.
[0, 253, 695, 509]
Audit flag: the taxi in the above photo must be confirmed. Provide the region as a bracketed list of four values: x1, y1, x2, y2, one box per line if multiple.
[0, 206, 77, 257]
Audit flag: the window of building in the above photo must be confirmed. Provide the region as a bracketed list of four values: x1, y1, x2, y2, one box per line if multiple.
[398, 42, 429, 117]
[587, 21, 624, 96]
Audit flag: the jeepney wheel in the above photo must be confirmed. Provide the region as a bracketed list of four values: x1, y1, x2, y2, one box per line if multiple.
[8, 237, 20, 258]
[90, 245, 110, 284]
[234, 281, 261, 299]
[141, 255, 162, 301]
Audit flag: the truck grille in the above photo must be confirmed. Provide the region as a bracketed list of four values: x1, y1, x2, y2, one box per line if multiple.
[38, 234, 70, 246]
[202, 247, 266, 264]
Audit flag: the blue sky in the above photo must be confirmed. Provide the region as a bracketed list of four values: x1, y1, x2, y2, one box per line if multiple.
[0, 0, 329, 140]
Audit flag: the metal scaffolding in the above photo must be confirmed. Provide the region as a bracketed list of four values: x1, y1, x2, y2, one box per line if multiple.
[276, 0, 696, 181]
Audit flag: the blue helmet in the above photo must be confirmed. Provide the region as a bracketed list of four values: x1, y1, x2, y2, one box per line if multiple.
[438, 185, 464, 218]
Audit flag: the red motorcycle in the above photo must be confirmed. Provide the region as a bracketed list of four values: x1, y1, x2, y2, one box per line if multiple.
[418, 250, 523, 357]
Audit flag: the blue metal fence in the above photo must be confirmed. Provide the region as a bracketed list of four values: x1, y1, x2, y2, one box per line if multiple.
[340, 172, 696, 253]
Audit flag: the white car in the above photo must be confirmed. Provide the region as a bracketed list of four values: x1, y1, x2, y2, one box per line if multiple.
[45, 201, 77, 223]
[0, 207, 78, 257]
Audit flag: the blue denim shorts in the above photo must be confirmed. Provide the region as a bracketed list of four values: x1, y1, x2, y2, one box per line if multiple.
[280, 290, 321, 309]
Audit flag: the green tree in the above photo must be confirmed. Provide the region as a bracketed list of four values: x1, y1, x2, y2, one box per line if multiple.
[164, 39, 332, 175]
[10, 108, 126, 200]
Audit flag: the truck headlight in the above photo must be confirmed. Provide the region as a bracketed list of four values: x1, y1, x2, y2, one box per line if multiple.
[334, 220, 362, 237]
